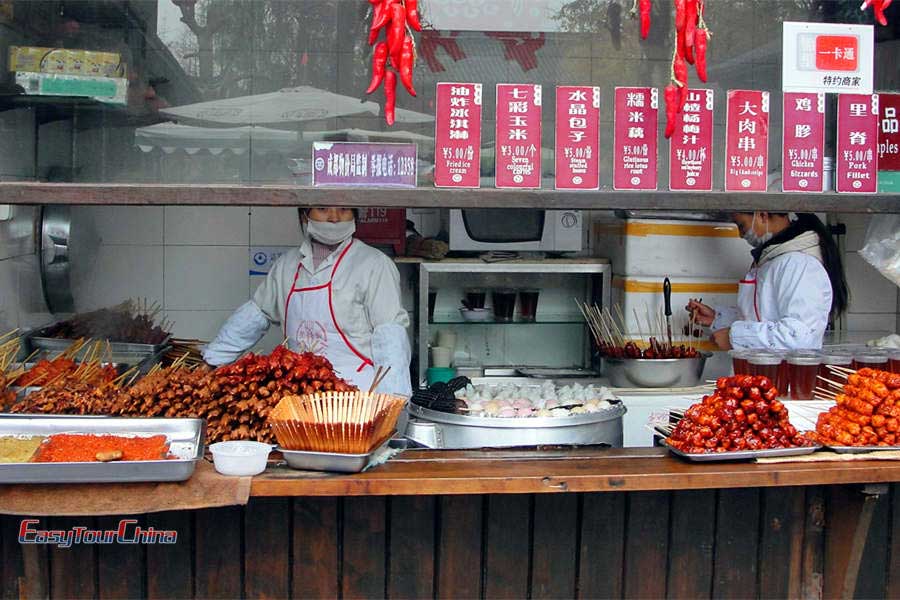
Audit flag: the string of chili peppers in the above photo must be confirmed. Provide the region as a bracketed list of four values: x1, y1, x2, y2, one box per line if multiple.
[631, 0, 652, 40]
[664, 0, 710, 139]
[861, 0, 893, 26]
[365, 0, 422, 126]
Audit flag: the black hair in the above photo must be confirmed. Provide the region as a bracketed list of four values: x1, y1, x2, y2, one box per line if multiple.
[744, 212, 849, 318]
[297, 208, 360, 220]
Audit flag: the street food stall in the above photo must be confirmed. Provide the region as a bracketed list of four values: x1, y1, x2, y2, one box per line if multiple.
[0, 0, 898, 598]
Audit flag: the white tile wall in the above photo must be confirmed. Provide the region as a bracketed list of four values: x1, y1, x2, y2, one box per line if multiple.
[845, 313, 897, 333]
[164, 207, 250, 246]
[0, 258, 19, 332]
[249, 208, 302, 246]
[71, 245, 164, 312]
[0, 108, 35, 179]
[0, 206, 38, 261]
[164, 310, 235, 342]
[80, 206, 164, 245]
[164, 246, 250, 310]
[844, 253, 898, 314]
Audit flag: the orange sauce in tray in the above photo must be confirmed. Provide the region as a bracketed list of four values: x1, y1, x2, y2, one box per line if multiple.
[32, 434, 170, 462]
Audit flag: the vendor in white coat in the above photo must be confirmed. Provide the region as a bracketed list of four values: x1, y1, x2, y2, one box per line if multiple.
[203, 207, 412, 397]
[686, 212, 848, 351]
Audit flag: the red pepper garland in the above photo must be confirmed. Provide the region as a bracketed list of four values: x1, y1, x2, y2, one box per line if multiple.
[631, 0, 652, 39]
[664, 0, 711, 139]
[862, 0, 893, 26]
[366, 0, 421, 126]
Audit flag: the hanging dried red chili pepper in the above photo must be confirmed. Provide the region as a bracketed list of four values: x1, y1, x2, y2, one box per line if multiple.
[405, 0, 423, 31]
[694, 1, 710, 83]
[365, 0, 420, 125]
[673, 49, 688, 110]
[365, 42, 389, 94]
[632, 0, 652, 39]
[664, 83, 679, 139]
[399, 34, 417, 96]
[384, 70, 397, 126]
[862, 0, 892, 26]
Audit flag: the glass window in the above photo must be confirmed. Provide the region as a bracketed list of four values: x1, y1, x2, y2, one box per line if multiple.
[0, 0, 895, 189]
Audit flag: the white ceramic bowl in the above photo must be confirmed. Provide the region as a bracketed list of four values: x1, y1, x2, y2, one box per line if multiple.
[209, 441, 273, 476]
[459, 308, 491, 322]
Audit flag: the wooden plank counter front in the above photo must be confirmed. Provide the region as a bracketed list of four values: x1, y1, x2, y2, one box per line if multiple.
[3, 449, 899, 599]
[251, 447, 900, 496]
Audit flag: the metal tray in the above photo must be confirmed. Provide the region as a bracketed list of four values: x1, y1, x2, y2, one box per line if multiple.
[825, 445, 900, 454]
[0, 416, 205, 483]
[278, 439, 392, 473]
[27, 329, 170, 356]
[662, 439, 820, 462]
[516, 367, 598, 379]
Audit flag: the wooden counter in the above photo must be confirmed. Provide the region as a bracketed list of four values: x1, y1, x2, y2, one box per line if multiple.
[2, 449, 899, 599]
[251, 446, 900, 496]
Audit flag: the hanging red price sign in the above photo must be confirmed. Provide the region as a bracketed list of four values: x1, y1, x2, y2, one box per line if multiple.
[613, 87, 658, 191]
[782, 92, 825, 192]
[836, 93, 879, 193]
[669, 88, 714, 191]
[555, 85, 600, 190]
[877, 93, 900, 171]
[495, 83, 542, 188]
[725, 90, 769, 192]
[434, 82, 483, 188]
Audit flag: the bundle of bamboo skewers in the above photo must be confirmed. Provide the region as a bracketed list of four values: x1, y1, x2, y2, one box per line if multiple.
[269, 391, 406, 454]
[575, 300, 701, 359]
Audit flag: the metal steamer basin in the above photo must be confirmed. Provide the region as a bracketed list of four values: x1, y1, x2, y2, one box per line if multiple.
[603, 352, 711, 388]
[404, 402, 627, 449]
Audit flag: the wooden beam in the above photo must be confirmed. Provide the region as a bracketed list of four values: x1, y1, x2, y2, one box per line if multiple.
[0, 182, 897, 213]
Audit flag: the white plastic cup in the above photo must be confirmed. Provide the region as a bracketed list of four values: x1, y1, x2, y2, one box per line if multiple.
[431, 346, 453, 368]
[209, 441, 272, 476]
[437, 330, 457, 350]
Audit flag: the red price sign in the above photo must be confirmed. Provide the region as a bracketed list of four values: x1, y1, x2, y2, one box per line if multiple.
[495, 83, 542, 188]
[669, 88, 714, 191]
[878, 93, 900, 172]
[555, 85, 600, 190]
[836, 94, 879, 193]
[782, 92, 825, 193]
[725, 90, 770, 192]
[434, 83, 483, 188]
[815, 35, 859, 72]
[613, 87, 658, 191]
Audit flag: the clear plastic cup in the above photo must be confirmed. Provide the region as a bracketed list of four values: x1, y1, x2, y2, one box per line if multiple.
[518, 289, 540, 322]
[853, 350, 889, 371]
[491, 288, 517, 322]
[787, 351, 822, 400]
[730, 349, 751, 375]
[464, 288, 486, 309]
[748, 352, 784, 392]
[819, 351, 853, 382]
[889, 349, 900, 374]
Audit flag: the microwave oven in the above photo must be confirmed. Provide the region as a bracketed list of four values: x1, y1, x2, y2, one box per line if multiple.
[449, 209, 583, 252]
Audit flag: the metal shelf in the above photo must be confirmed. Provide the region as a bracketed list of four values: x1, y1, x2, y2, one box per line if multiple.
[0, 183, 897, 213]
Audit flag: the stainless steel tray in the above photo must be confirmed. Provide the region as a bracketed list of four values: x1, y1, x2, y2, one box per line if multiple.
[825, 445, 900, 454]
[516, 367, 598, 379]
[27, 331, 170, 356]
[604, 353, 710, 388]
[0, 416, 205, 483]
[278, 439, 392, 473]
[662, 439, 820, 462]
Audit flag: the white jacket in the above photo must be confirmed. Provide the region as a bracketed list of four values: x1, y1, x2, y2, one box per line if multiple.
[712, 231, 832, 351]
[203, 237, 412, 396]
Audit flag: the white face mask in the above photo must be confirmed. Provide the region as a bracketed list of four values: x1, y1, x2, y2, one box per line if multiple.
[306, 219, 356, 245]
[742, 212, 773, 248]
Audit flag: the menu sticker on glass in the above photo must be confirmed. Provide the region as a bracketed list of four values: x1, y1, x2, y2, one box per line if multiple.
[836, 93, 879, 193]
[613, 87, 658, 191]
[669, 88, 714, 191]
[725, 90, 770, 192]
[495, 83, 542, 188]
[878, 93, 900, 193]
[555, 85, 600, 190]
[434, 82, 483, 188]
[782, 92, 825, 192]
[312, 142, 417, 187]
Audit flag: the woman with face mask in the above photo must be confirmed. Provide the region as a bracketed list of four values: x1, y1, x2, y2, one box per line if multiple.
[203, 207, 412, 397]
[685, 212, 848, 351]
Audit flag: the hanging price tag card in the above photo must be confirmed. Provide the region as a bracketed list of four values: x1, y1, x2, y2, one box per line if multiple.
[613, 87, 658, 190]
[669, 88, 714, 191]
[434, 83, 483, 188]
[496, 83, 542, 188]
[836, 93, 879, 193]
[725, 90, 770, 191]
[782, 92, 825, 192]
[555, 85, 600, 190]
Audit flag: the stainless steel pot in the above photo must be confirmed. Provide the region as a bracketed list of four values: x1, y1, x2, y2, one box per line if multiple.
[404, 402, 626, 449]
[604, 352, 710, 388]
